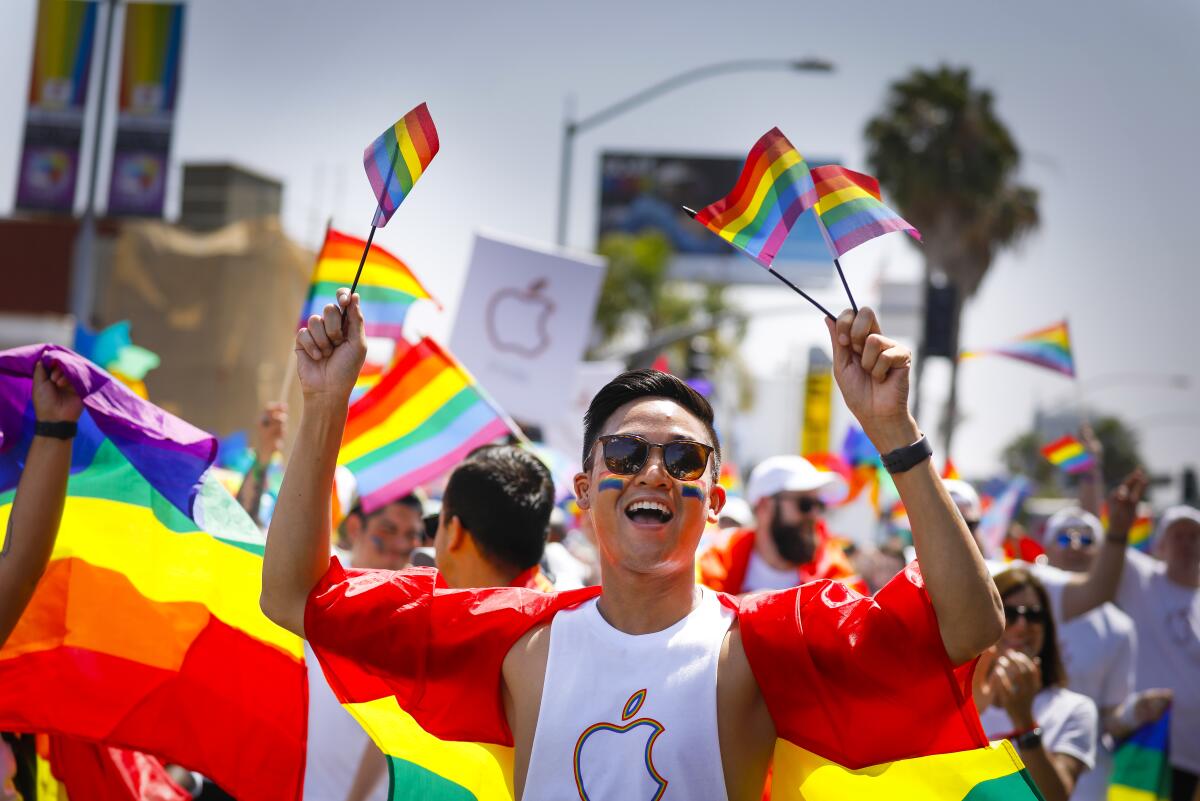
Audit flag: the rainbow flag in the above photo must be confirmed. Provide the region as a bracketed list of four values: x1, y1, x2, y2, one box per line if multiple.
[364, 102, 439, 227]
[1041, 435, 1096, 474]
[1108, 713, 1171, 801]
[338, 337, 520, 512]
[117, 2, 185, 116]
[1100, 506, 1155, 553]
[300, 226, 437, 343]
[26, 0, 98, 112]
[0, 345, 307, 801]
[810, 165, 920, 257]
[961, 321, 1076, 377]
[305, 561, 1043, 801]
[692, 127, 818, 267]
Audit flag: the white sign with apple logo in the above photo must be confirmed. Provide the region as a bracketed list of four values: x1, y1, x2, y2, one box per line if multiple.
[450, 232, 606, 427]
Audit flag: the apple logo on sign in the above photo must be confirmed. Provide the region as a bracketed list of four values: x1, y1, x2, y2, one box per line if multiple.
[572, 688, 668, 800]
[485, 277, 555, 358]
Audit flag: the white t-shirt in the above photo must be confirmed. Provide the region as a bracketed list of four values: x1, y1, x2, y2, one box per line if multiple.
[979, 686, 1098, 770]
[303, 641, 388, 801]
[543, 541, 588, 590]
[743, 550, 802, 591]
[1117, 549, 1200, 774]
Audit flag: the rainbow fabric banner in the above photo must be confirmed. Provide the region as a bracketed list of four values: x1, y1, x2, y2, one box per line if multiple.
[692, 127, 818, 267]
[0, 345, 307, 801]
[810, 165, 920, 257]
[1108, 713, 1171, 801]
[364, 102, 439, 227]
[338, 337, 519, 512]
[961, 320, 1076, 377]
[116, 2, 185, 116]
[1041, 435, 1096, 474]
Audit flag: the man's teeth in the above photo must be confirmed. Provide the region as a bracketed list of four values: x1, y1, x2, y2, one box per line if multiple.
[627, 501, 671, 517]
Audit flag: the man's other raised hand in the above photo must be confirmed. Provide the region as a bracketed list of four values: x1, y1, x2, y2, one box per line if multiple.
[295, 289, 366, 405]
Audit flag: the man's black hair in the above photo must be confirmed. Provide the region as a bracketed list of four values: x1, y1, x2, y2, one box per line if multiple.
[582, 368, 721, 481]
[350, 494, 423, 524]
[441, 444, 554, 572]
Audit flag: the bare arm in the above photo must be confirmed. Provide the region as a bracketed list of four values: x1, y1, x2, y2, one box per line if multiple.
[261, 291, 365, 636]
[0, 362, 83, 646]
[827, 309, 1003, 664]
[343, 743, 388, 801]
[1059, 471, 1145, 621]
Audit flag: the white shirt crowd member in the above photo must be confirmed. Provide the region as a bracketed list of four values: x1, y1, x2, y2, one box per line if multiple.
[522, 587, 733, 800]
[979, 686, 1098, 774]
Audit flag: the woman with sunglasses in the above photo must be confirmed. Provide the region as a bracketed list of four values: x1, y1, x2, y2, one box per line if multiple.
[976, 568, 1099, 801]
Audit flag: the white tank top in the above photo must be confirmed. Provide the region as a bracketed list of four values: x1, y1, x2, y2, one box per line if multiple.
[522, 587, 733, 801]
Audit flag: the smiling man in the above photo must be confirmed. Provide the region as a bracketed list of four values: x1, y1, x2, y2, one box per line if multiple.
[261, 290, 1010, 801]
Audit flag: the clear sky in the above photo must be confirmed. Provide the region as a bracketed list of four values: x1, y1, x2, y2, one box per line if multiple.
[2, 0, 1197, 486]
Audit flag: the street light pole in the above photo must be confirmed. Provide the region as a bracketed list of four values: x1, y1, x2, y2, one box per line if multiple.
[554, 57, 833, 247]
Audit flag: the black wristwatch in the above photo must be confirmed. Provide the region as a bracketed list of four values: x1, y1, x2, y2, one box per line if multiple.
[1015, 727, 1043, 750]
[35, 420, 78, 440]
[880, 434, 932, 474]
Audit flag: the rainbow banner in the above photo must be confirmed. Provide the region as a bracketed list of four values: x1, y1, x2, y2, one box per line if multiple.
[810, 165, 920, 257]
[0, 345, 307, 801]
[364, 102, 439, 227]
[106, 2, 186, 217]
[1108, 713, 1171, 801]
[15, 0, 98, 212]
[961, 320, 1076, 377]
[1041, 435, 1096, 474]
[692, 127, 818, 267]
[338, 337, 519, 512]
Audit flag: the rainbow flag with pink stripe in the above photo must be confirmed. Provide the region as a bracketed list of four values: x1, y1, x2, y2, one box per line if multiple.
[961, 320, 1076, 377]
[810, 165, 920, 257]
[338, 337, 519, 512]
[363, 102, 439, 227]
[692, 127, 818, 267]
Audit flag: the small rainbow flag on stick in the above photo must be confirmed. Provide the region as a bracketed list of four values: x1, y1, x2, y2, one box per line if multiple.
[686, 128, 833, 317]
[961, 320, 1076, 377]
[338, 337, 521, 512]
[363, 102, 439, 228]
[1041, 435, 1096, 474]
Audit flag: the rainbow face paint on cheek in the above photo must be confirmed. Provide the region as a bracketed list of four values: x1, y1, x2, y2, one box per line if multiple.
[681, 483, 705, 501]
[598, 477, 625, 493]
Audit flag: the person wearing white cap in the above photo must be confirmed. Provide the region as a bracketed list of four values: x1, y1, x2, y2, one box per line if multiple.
[697, 454, 863, 594]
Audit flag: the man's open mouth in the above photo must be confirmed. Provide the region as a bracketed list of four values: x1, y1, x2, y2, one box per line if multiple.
[624, 500, 674, 525]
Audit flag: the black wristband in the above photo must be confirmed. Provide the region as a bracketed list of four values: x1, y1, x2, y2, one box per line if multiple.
[880, 433, 933, 474]
[35, 420, 77, 440]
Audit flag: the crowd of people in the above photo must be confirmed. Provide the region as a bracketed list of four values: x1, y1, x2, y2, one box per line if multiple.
[1, 293, 1197, 801]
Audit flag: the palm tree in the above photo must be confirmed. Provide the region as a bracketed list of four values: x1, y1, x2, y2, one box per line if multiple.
[865, 65, 1039, 456]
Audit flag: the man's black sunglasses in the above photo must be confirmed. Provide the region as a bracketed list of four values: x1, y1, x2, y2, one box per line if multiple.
[592, 434, 713, 482]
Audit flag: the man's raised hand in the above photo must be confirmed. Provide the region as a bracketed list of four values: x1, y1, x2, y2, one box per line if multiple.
[32, 361, 83, 423]
[825, 307, 916, 450]
[294, 289, 366, 404]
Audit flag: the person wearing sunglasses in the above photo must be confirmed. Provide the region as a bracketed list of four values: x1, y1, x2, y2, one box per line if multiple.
[698, 455, 863, 595]
[265, 294, 1007, 800]
[975, 568, 1098, 801]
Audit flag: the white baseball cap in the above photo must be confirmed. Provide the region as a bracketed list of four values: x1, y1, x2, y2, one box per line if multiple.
[942, 479, 982, 523]
[746, 455, 848, 506]
[717, 496, 755, 529]
[1043, 506, 1103, 543]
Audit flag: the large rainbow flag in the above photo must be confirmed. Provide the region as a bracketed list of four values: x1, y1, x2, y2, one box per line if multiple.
[961, 320, 1076, 377]
[305, 562, 1043, 800]
[692, 127, 819, 267]
[810, 165, 920, 257]
[364, 102, 439, 227]
[0, 345, 307, 801]
[338, 337, 520, 512]
[1108, 713, 1171, 801]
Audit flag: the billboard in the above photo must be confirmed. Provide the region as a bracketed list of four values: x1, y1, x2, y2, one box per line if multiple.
[14, 0, 98, 213]
[597, 151, 837, 287]
[106, 2, 185, 217]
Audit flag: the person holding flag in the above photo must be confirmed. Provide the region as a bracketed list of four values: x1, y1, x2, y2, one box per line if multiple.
[262, 291, 1023, 801]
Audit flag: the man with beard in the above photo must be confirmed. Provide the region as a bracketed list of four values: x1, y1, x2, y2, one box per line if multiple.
[698, 455, 864, 594]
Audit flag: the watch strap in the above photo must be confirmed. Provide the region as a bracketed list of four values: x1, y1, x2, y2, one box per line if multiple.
[880, 434, 932, 474]
[1015, 726, 1044, 749]
[35, 420, 78, 440]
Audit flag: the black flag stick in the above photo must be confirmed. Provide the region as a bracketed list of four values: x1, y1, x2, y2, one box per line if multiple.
[833, 257, 857, 313]
[682, 207, 836, 319]
[348, 224, 377, 297]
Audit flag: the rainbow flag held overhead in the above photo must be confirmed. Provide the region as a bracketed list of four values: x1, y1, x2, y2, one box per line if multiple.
[1108, 713, 1171, 801]
[961, 320, 1076, 377]
[339, 337, 520, 512]
[364, 102, 439, 227]
[299, 227, 438, 343]
[810, 165, 920, 258]
[0, 345, 307, 801]
[1041, 435, 1096, 474]
[692, 127, 819, 267]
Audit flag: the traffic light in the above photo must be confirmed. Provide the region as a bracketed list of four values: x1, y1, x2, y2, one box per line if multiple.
[922, 282, 958, 359]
